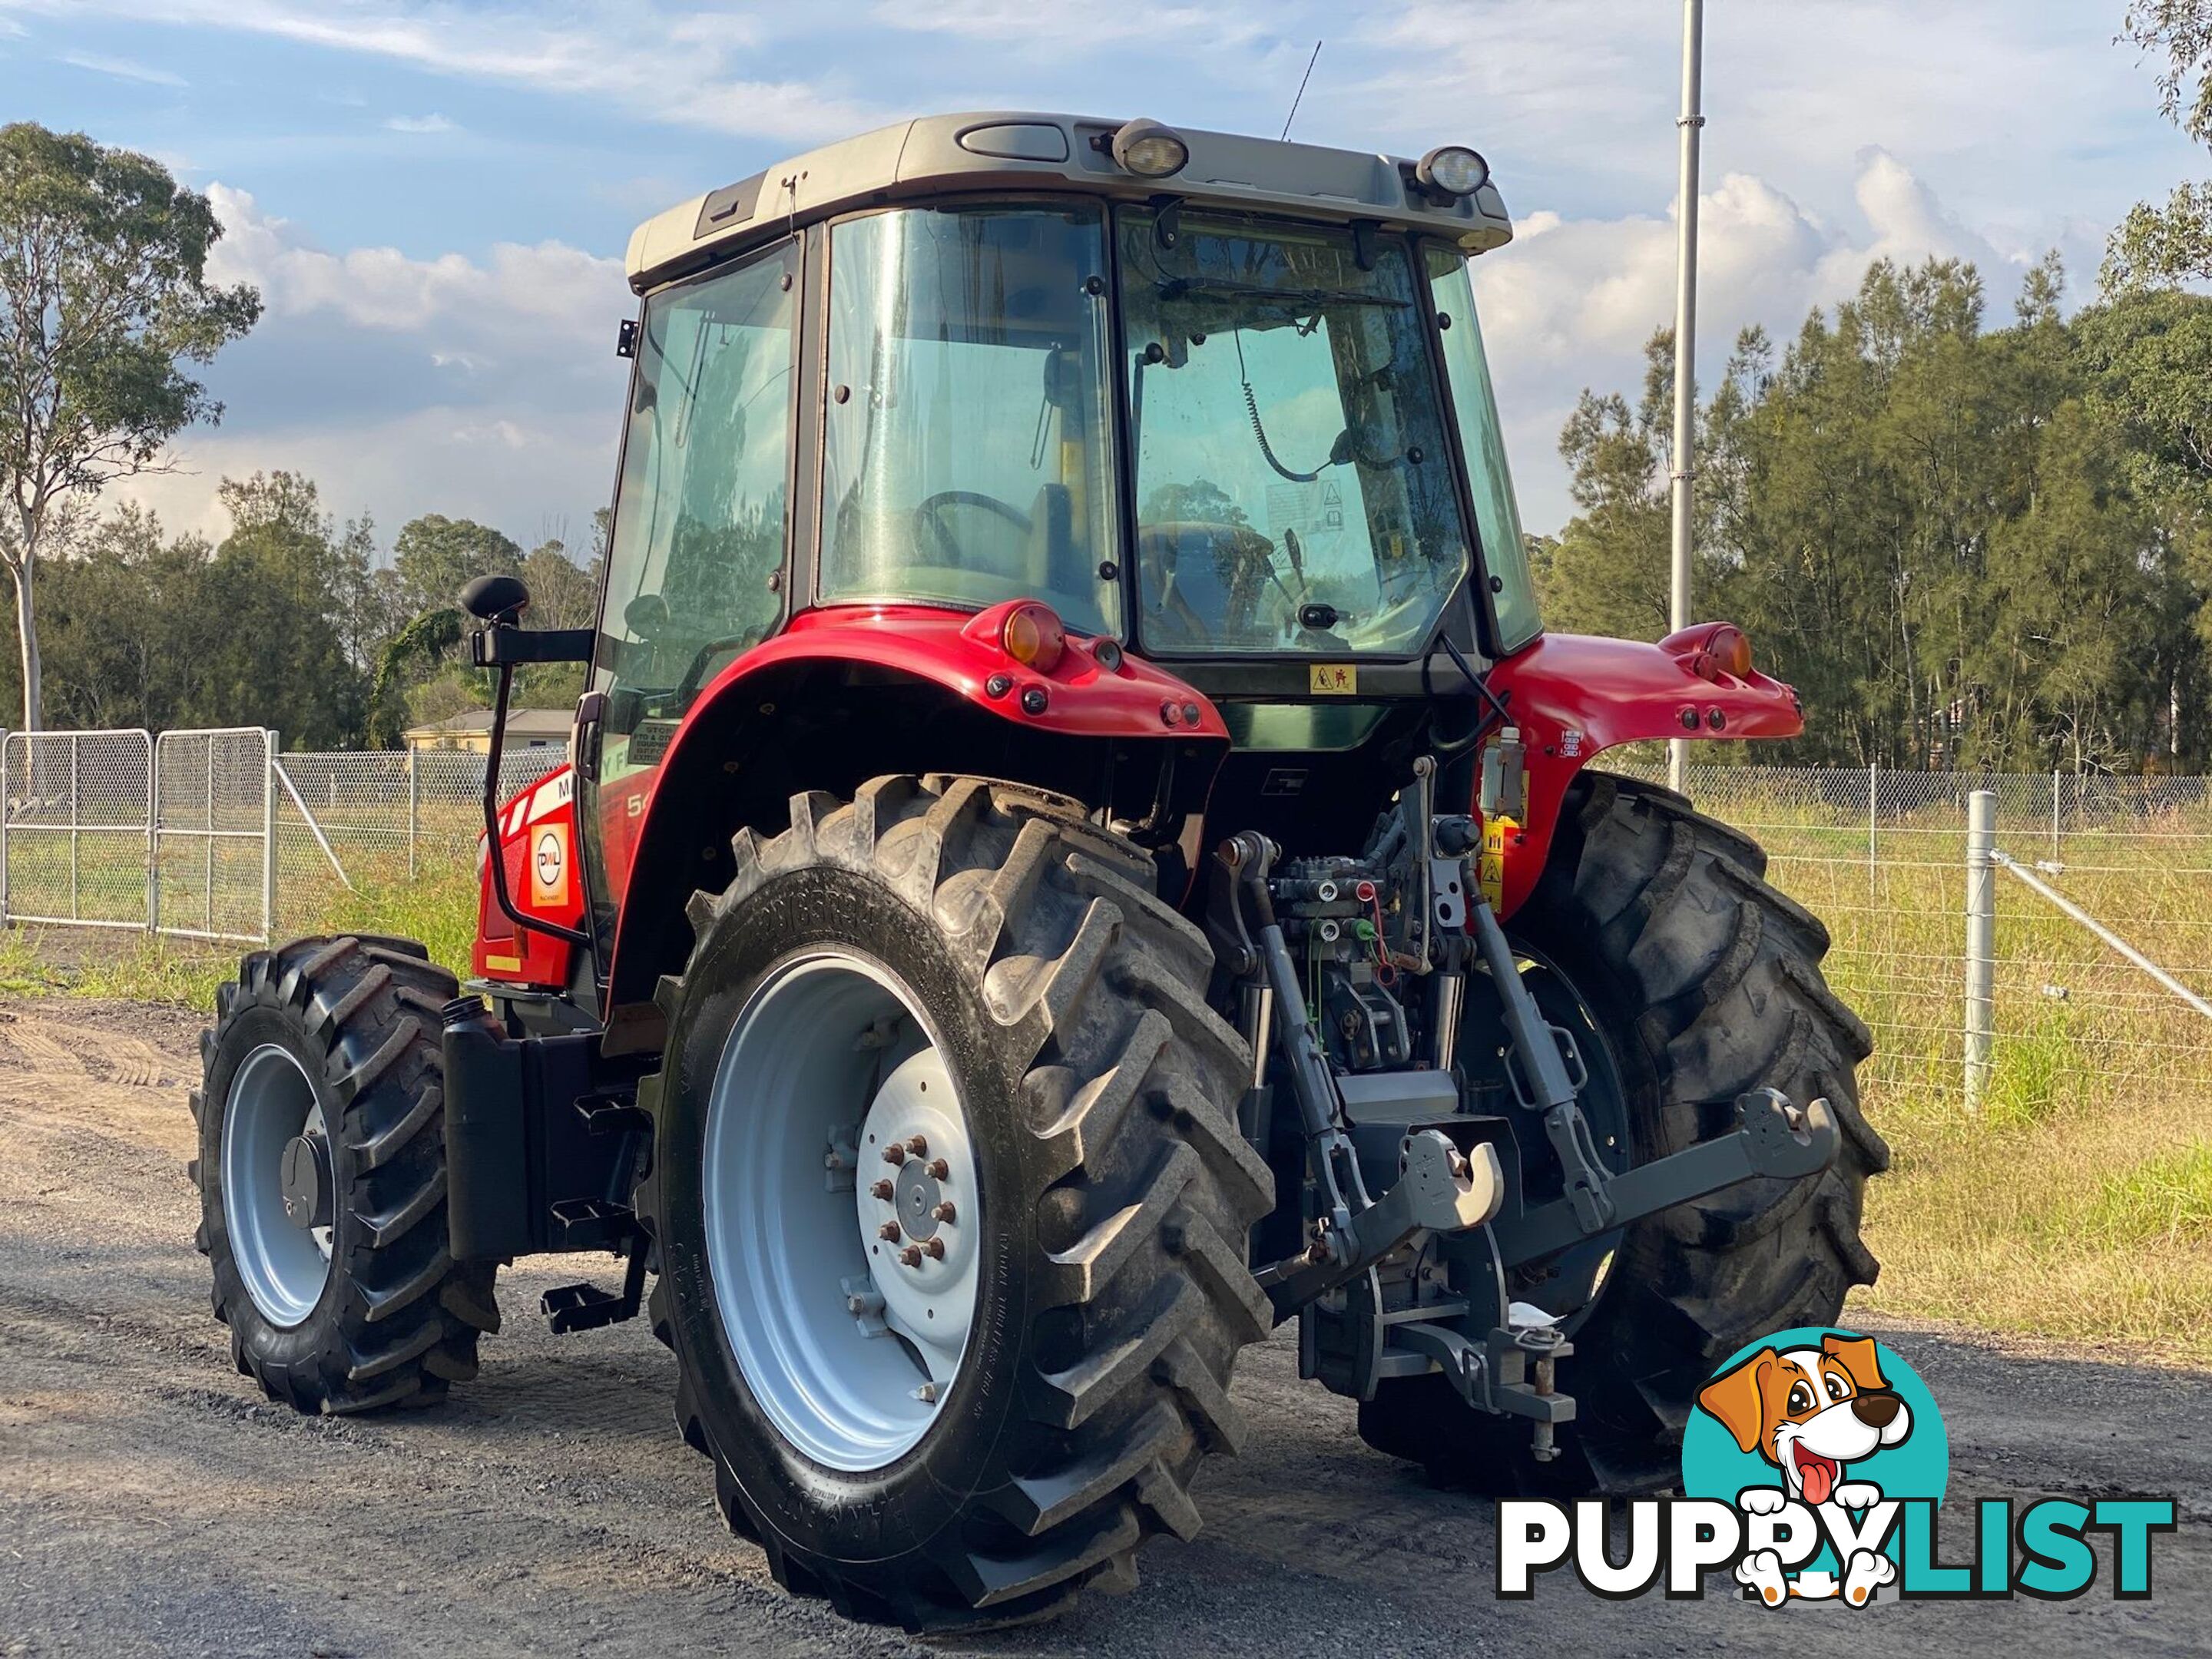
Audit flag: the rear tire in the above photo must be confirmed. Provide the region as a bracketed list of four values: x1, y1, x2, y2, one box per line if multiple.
[636, 776, 1273, 1630]
[1357, 771, 1886, 1492]
[191, 935, 500, 1413]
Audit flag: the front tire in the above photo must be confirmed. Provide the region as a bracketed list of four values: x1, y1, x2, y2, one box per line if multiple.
[637, 776, 1273, 1629]
[1357, 772, 1887, 1492]
[192, 935, 501, 1413]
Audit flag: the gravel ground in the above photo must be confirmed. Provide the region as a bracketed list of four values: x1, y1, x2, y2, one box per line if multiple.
[0, 995, 2204, 1657]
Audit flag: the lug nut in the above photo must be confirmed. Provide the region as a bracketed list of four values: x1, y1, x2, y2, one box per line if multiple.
[899, 1245, 924, 1267]
[871, 1178, 895, 1200]
[881, 1145, 905, 1166]
[932, 1200, 957, 1224]
[877, 1221, 902, 1242]
[922, 1237, 946, 1260]
[906, 1134, 929, 1157]
[927, 1158, 949, 1181]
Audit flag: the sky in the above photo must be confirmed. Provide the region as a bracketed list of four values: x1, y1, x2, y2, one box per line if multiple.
[2, 0, 2202, 554]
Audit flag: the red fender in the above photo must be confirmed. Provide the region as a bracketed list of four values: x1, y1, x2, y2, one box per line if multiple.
[1481, 624, 1803, 918]
[601, 601, 1227, 1005]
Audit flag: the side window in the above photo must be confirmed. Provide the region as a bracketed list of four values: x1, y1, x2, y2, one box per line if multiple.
[1423, 245, 1541, 652]
[584, 241, 796, 925]
[596, 242, 796, 755]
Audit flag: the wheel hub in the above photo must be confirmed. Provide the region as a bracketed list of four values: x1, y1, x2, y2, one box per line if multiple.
[280, 1131, 334, 1230]
[892, 1159, 942, 1240]
[855, 1046, 977, 1377]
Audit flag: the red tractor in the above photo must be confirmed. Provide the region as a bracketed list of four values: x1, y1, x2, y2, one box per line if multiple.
[190, 112, 1881, 1629]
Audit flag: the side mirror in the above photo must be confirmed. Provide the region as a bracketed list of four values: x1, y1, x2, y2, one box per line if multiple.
[460, 572, 531, 626]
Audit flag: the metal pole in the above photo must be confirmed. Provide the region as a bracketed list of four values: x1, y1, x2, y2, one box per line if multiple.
[143, 730, 156, 935]
[1, 731, 11, 929]
[263, 731, 279, 943]
[69, 735, 80, 921]
[204, 739, 215, 935]
[1964, 790, 1995, 1114]
[2051, 767, 2061, 865]
[1992, 850, 2212, 1022]
[408, 747, 419, 882]
[1866, 760, 1878, 906]
[1666, 0, 1705, 796]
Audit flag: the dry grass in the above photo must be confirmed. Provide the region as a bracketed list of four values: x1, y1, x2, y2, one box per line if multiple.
[1717, 783, 2212, 1364]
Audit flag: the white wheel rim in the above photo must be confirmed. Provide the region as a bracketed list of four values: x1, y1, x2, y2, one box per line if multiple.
[221, 1043, 334, 1328]
[703, 949, 982, 1472]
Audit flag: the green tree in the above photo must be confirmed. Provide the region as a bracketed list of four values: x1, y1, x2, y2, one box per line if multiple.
[392, 513, 524, 618]
[2105, 3, 2212, 291]
[0, 123, 260, 729]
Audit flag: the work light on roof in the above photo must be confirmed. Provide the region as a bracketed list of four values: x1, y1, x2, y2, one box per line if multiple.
[1416, 145, 1489, 199]
[1110, 118, 1190, 179]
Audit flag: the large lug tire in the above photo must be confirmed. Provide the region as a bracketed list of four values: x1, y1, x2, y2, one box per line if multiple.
[636, 775, 1273, 1630]
[1358, 771, 1887, 1493]
[191, 935, 501, 1413]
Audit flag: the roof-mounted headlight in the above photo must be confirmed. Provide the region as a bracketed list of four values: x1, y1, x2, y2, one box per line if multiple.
[1109, 118, 1189, 179]
[1416, 145, 1489, 199]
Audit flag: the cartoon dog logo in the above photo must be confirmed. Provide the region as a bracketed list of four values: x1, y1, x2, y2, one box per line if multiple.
[1696, 1333, 1912, 1606]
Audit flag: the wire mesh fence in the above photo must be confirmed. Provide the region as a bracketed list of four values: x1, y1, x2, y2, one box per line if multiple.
[0, 729, 154, 931]
[1611, 760, 2212, 1116]
[3, 723, 2207, 1121]
[154, 727, 274, 944]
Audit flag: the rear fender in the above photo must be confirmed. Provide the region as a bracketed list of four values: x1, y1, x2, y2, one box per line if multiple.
[1481, 625, 1803, 918]
[601, 602, 1227, 1014]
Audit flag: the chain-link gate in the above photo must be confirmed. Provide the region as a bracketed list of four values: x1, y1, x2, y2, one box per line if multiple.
[0, 729, 156, 930]
[154, 727, 275, 944]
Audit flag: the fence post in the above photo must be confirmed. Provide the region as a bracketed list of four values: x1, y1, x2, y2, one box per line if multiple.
[143, 730, 157, 935]
[1, 731, 11, 929]
[2051, 767, 2061, 865]
[262, 730, 279, 944]
[68, 734, 81, 922]
[1867, 760, 1878, 904]
[407, 746, 419, 881]
[1964, 789, 1995, 1114]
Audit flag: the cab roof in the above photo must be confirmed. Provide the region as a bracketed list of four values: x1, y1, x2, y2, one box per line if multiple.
[624, 111, 1514, 293]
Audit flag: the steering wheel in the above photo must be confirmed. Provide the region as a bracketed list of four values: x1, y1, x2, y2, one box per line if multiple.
[912, 490, 1031, 569]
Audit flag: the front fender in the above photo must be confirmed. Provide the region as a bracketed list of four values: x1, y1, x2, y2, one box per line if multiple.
[1482, 626, 1803, 918]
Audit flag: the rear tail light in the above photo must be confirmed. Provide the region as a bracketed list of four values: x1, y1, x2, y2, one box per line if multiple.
[1001, 602, 1066, 671]
[1690, 624, 1752, 681]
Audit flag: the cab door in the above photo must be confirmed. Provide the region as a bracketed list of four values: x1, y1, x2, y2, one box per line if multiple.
[580, 237, 800, 945]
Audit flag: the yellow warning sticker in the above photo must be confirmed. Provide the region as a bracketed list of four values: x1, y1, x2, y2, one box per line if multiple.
[1479, 814, 1518, 909]
[1309, 664, 1358, 695]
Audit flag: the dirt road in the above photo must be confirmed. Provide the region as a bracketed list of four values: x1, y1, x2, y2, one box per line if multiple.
[0, 996, 2203, 1657]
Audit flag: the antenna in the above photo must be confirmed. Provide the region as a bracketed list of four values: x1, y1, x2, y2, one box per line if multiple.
[1280, 39, 1323, 141]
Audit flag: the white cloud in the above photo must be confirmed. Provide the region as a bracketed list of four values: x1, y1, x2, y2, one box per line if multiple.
[8, 1, 883, 143]
[56, 48, 184, 86]
[205, 183, 624, 342]
[111, 186, 631, 548]
[382, 112, 455, 134]
[1470, 150, 2059, 531]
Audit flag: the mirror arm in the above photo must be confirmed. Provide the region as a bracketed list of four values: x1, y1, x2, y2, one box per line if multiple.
[470, 627, 595, 667]
[477, 631, 592, 951]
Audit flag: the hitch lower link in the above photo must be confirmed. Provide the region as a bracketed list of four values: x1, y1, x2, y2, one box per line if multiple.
[1227, 826, 1841, 1431]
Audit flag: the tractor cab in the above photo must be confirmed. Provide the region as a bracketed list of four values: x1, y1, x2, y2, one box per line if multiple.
[193, 112, 1877, 1634]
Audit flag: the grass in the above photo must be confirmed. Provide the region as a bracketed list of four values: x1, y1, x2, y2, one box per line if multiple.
[1681, 773, 2212, 1364]
[5, 767, 2212, 1363]
[0, 838, 481, 1008]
